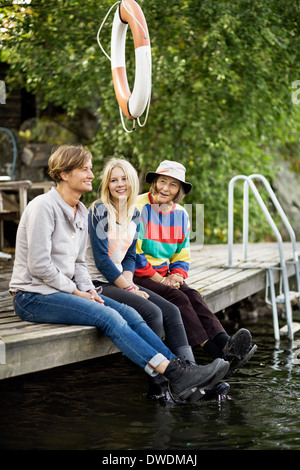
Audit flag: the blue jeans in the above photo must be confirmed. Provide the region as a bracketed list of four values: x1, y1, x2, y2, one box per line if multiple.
[94, 281, 190, 355]
[13, 291, 176, 376]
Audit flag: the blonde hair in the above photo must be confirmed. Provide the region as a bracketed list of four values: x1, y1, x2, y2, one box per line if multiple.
[149, 177, 186, 204]
[48, 144, 92, 182]
[92, 157, 139, 233]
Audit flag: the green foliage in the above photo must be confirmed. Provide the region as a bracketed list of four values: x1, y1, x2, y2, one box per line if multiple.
[1, 0, 300, 243]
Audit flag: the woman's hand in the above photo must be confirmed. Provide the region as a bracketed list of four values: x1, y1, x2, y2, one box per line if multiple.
[151, 272, 183, 289]
[73, 288, 104, 303]
[128, 285, 150, 299]
[165, 273, 183, 289]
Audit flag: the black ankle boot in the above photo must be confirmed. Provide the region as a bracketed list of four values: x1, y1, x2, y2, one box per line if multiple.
[222, 328, 257, 376]
[184, 381, 231, 403]
[222, 328, 252, 360]
[146, 375, 177, 405]
[163, 357, 229, 401]
[202, 381, 230, 401]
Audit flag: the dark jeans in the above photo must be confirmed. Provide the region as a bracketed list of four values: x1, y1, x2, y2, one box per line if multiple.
[94, 281, 190, 356]
[134, 277, 225, 347]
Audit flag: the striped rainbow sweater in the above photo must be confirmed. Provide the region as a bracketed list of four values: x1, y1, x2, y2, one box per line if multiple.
[134, 192, 191, 279]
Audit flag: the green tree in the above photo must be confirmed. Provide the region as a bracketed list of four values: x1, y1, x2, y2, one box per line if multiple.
[1, 0, 300, 242]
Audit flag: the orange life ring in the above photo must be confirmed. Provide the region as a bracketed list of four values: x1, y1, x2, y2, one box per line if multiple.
[111, 0, 151, 119]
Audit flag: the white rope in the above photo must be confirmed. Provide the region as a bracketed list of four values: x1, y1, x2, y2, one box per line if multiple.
[137, 95, 150, 127]
[96, 1, 120, 61]
[120, 107, 137, 133]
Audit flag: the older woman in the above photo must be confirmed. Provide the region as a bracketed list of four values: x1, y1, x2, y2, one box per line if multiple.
[9, 146, 229, 404]
[134, 160, 257, 375]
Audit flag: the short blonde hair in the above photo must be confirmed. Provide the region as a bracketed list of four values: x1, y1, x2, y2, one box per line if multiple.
[48, 145, 92, 183]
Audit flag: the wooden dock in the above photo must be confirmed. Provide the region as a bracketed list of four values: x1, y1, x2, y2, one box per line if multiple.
[0, 242, 299, 380]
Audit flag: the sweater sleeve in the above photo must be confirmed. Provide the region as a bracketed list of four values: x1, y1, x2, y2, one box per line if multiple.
[121, 208, 140, 273]
[135, 240, 157, 277]
[134, 201, 158, 278]
[88, 204, 123, 283]
[168, 209, 190, 278]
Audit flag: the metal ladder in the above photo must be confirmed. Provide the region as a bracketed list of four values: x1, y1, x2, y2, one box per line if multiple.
[227, 174, 300, 342]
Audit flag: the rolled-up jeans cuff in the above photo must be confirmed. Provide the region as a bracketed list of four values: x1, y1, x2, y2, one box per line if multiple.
[144, 353, 167, 377]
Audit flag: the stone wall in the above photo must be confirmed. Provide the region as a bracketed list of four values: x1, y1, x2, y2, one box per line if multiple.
[272, 159, 300, 241]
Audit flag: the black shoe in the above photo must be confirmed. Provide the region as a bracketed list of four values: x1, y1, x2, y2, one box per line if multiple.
[185, 381, 230, 403]
[147, 387, 179, 405]
[202, 381, 230, 401]
[146, 375, 178, 405]
[222, 328, 257, 376]
[164, 357, 229, 402]
[146, 375, 230, 406]
[226, 344, 257, 377]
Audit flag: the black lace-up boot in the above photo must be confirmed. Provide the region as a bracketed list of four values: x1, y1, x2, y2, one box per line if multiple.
[146, 375, 177, 405]
[222, 328, 257, 376]
[163, 357, 229, 401]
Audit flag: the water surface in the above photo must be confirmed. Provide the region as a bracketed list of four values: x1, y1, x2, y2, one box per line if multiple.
[0, 315, 299, 451]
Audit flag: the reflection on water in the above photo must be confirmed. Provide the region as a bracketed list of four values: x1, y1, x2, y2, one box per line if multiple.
[0, 316, 299, 450]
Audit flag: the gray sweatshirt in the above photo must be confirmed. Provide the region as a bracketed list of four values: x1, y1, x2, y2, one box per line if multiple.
[9, 187, 94, 295]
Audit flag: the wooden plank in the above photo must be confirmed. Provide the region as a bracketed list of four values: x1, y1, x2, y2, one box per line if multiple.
[0, 181, 32, 191]
[280, 322, 300, 336]
[203, 268, 266, 313]
[0, 326, 119, 380]
[0, 318, 22, 325]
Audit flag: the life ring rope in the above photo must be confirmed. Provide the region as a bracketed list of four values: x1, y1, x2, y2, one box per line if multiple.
[96, 1, 120, 62]
[97, 1, 148, 61]
[97, 0, 151, 133]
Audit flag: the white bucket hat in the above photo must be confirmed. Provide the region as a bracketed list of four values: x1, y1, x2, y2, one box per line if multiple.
[146, 160, 192, 194]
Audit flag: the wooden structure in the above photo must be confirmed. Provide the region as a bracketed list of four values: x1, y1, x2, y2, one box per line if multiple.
[0, 242, 299, 380]
[0, 180, 55, 254]
[0, 62, 36, 129]
[0, 180, 32, 254]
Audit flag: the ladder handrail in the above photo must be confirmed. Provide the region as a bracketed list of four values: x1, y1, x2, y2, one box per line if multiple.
[228, 174, 294, 340]
[228, 175, 285, 267]
[246, 174, 300, 294]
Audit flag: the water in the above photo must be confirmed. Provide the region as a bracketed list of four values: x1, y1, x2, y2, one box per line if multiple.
[0, 315, 299, 451]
